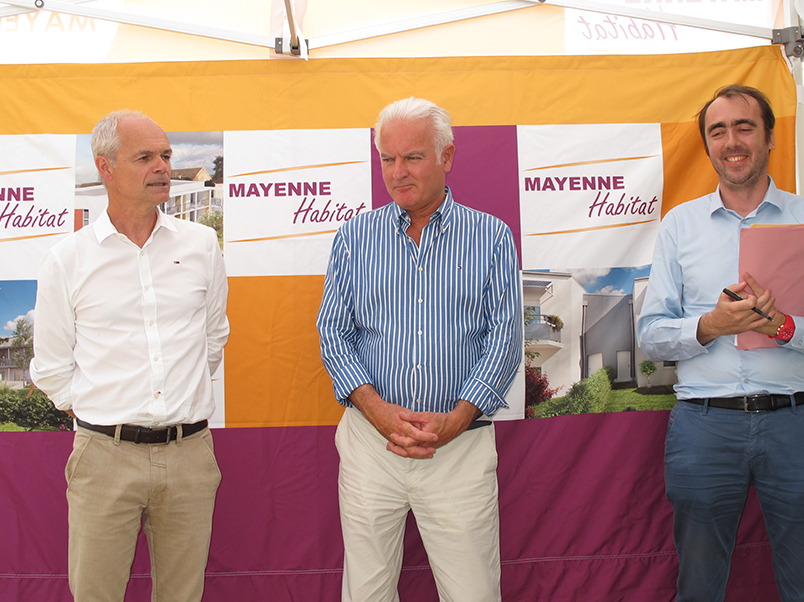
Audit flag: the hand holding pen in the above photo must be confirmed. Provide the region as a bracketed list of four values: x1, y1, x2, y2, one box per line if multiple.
[722, 287, 773, 320]
[697, 275, 778, 345]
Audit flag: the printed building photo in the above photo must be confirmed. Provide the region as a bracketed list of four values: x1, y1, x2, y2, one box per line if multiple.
[74, 131, 224, 246]
[523, 267, 678, 418]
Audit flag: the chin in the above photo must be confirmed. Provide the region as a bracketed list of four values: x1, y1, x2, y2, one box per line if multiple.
[394, 191, 419, 204]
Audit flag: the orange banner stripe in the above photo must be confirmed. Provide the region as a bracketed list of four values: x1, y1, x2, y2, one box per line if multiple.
[230, 160, 366, 178]
[0, 166, 71, 177]
[228, 229, 338, 243]
[526, 219, 657, 236]
[0, 231, 67, 243]
[524, 155, 659, 172]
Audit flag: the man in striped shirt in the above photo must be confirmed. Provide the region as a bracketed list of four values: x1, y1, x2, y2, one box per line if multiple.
[317, 97, 522, 602]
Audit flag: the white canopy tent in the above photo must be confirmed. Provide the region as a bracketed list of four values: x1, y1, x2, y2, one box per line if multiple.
[0, 0, 795, 60]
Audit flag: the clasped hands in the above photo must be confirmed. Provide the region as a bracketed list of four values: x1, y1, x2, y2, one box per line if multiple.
[349, 384, 480, 460]
[697, 272, 785, 345]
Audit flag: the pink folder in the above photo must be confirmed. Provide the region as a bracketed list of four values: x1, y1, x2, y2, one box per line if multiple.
[737, 224, 804, 350]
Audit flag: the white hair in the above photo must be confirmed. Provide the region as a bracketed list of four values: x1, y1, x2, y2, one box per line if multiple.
[374, 97, 454, 163]
[91, 109, 155, 163]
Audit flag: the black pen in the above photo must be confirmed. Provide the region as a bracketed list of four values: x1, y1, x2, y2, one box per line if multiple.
[722, 287, 773, 320]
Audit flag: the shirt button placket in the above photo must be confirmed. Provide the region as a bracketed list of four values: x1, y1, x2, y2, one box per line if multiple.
[139, 246, 166, 424]
[415, 261, 424, 410]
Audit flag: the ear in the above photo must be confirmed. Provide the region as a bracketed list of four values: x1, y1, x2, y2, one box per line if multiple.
[768, 130, 775, 152]
[441, 144, 455, 173]
[95, 155, 114, 183]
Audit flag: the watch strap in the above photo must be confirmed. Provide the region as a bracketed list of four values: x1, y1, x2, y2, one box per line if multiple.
[769, 313, 795, 342]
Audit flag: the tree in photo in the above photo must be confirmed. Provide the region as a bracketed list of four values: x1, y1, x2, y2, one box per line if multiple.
[525, 366, 560, 412]
[198, 212, 223, 249]
[640, 360, 657, 388]
[11, 317, 33, 385]
[211, 155, 224, 182]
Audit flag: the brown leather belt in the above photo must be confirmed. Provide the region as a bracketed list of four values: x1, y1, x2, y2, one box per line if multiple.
[76, 419, 208, 443]
[684, 392, 804, 413]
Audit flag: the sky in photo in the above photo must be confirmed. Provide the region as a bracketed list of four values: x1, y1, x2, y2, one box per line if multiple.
[0, 280, 37, 335]
[570, 266, 652, 294]
[75, 131, 224, 185]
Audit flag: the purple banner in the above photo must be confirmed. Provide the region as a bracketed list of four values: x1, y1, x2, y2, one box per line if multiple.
[0, 413, 780, 601]
[371, 125, 522, 264]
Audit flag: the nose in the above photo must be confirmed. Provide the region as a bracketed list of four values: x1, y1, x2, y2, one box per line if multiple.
[724, 127, 738, 147]
[154, 156, 170, 173]
[392, 158, 407, 180]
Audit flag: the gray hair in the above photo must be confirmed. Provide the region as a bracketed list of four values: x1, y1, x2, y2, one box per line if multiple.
[374, 97, 454, 163]
[91, 109, 154, 163]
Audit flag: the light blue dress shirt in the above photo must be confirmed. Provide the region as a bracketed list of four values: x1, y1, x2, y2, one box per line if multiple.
[317, 187, 522, 417]
[637, 178, 804, 400]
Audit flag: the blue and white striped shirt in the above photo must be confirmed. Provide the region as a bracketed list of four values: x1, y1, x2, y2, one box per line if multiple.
[317, 187, 522, 417]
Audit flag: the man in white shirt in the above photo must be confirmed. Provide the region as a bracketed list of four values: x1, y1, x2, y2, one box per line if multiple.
[30, 110, 229, 602]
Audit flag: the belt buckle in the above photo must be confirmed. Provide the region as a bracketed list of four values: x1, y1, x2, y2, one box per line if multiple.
[743, 396, 760, 413]
[131, 425, 169, 444]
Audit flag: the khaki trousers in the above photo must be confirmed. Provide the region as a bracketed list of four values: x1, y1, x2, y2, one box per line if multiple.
[65, 425, 221, 602]
[335, 407, 502, 602]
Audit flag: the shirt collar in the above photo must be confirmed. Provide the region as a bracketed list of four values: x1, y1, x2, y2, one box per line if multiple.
[394, 186, 455, 233]
[92, 208, 175, 244]
[708, 176, 785, 217]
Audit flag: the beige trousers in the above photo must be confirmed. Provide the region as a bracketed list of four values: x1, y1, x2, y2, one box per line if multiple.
[65, 426, 221, 602]
[335, 407, 501, 602]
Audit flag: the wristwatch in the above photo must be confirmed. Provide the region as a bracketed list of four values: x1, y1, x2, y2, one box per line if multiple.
[769, 313, 795, 342]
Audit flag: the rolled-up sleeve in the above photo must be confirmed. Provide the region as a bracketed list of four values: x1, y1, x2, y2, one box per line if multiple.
[457, 227, 523, 416]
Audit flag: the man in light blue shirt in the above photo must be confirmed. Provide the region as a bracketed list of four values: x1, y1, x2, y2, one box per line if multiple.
[638, 85, 804, 602]
[317, 98, 522, 602]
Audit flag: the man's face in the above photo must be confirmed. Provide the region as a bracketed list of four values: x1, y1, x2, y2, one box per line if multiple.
[96, 116, 172, 208]
[704, 94, 774, 193]
[379, 118, 454, 219]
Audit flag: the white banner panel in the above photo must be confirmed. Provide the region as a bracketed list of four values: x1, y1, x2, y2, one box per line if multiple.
[0, 134, 75, 279]
[518, 123, 663, 269]
[224, 128, 371, 276]
[565, 0, 774, 55]
[0, 6, 121, 64]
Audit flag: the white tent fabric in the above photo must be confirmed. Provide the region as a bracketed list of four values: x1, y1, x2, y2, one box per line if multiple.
[0, 0, 789, 63]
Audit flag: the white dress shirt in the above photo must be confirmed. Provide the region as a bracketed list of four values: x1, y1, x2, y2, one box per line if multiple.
[30, 209, 229, 426]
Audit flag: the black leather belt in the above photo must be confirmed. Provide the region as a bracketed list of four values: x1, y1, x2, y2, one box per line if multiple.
[466, 419, 492, 430]
[684, 392, 804, 412]
[76, 419, 208, 444]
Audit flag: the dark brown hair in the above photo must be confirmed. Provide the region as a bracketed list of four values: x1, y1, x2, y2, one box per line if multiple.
[697, 84, 775, 152]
